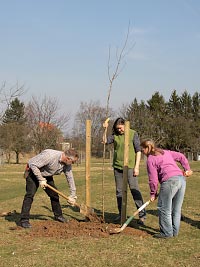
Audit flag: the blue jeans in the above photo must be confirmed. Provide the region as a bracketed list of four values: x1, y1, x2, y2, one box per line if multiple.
[158, 175, 186, 237]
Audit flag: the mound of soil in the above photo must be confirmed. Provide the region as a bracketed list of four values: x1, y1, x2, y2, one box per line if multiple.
[10, 219, 150, 239]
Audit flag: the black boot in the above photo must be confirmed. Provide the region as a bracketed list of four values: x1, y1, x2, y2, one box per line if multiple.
[130, 189, 146, 219]
[114, 197, 122, 222]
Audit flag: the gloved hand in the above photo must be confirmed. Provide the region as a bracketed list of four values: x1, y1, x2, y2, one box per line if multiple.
[67, 195, 77, 206]
[40, 180, 47, 189]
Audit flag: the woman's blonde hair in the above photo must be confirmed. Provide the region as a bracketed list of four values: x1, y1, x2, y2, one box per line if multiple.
[140, 139, 164, 156]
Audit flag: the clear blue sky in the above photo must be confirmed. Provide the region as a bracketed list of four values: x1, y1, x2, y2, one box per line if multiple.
[1, 0, 200, 121]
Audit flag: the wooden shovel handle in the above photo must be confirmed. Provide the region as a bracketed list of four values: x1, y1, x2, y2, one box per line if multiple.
[45, 184, 80, 208]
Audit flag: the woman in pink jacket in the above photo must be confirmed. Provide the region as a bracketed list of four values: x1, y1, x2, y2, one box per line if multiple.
[141, 139, 193, 239]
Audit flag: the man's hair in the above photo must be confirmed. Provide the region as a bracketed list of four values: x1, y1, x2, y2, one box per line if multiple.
[64, 148, 79, 159]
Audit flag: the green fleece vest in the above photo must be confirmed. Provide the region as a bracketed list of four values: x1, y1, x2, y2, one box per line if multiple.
[113, 129, 136, 170]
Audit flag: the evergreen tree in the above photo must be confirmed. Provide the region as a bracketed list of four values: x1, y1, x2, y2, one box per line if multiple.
[167, 90, 181, 117]
[192, 92, 200, 121]
[3, 98, 26, 124]
[0, 98, 29, 163]
[190, 92, 200, 156]
[123, 90, 200, 155]
[146, 92, 167, 144]
[125, 99, 153, 140]
[180, 91, 193, 119]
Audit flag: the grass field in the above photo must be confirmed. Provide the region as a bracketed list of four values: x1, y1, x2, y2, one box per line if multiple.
[0, 158, 200, 267]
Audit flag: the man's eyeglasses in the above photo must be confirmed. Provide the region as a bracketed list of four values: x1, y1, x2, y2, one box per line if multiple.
[67, 156, 77, 164]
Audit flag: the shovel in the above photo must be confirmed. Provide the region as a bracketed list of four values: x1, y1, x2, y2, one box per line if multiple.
[45, 184, 94, 218]
[109, 200, 152, 234]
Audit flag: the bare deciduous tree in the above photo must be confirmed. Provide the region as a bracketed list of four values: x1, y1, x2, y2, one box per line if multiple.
[102, 22, 135, 218]
[106, 21, 135, 118]
[26, 95, 70, 153]
[73, 100, 113, 155]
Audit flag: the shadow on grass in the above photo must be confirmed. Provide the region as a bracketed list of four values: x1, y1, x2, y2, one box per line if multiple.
[3, 207, 56, 226]
[146, 209, 158, 217]
[146, 209, 200, 229]
[62, 204, 120, 224]
[181, 214, 200, 229]
[129, 219, 159, 235]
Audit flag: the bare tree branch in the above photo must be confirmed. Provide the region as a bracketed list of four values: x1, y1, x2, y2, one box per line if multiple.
[106, 21, 135, 117]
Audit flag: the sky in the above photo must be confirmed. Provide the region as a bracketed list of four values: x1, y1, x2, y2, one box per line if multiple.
[0, 0, 200, 128]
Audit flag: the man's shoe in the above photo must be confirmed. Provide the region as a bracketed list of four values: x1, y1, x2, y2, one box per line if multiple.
[54, 215, 68, 223]
[153, 233, 170, 239]
[18, 220, 32, 228]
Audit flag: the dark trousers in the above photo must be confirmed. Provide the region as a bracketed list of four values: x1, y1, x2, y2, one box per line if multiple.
[20, 171, 62, 221]
[114, 168, 146, 219]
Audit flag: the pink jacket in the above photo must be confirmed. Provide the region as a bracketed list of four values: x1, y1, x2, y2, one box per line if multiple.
[146, 150, 190, 197]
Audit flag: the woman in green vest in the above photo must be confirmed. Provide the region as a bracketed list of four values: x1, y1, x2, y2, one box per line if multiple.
[103, 117, 146, 224]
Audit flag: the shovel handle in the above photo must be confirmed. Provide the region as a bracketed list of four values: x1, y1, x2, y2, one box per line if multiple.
[45, 184, 80, 208]
[133, 200, 151, 217]
[120, 200, 152, 231]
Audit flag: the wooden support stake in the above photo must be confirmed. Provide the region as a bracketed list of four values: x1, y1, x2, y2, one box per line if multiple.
[85, 120, 91, 207]
[121, 121, 130, 225]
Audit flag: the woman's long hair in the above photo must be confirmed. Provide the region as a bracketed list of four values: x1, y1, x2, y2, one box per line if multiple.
[112, 117, 125, 135]
[140, 139, 164, 156]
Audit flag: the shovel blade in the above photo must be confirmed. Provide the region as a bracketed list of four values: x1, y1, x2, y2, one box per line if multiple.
[79, 203, 94, 217]
[108, 227, 122, 234]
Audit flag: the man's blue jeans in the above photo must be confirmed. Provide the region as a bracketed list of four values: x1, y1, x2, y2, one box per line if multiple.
[158, 175, 186, 237]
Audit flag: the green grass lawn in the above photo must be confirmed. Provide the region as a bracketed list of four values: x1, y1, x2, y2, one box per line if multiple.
[0, 159, 200, 267]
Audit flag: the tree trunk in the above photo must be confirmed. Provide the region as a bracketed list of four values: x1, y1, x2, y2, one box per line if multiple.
[16, 151, 19, 164]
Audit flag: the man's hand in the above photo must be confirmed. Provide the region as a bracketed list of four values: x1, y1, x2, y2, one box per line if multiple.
[67, 195, 77, 206]
[40, 180, 47, 189]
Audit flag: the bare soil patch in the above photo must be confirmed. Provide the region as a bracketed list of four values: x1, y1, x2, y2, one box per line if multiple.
[3, 210, 150, 239]
[10, 219, 150, 239]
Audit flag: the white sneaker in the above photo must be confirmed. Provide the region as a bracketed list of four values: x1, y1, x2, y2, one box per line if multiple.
[67, 195, 77, 206]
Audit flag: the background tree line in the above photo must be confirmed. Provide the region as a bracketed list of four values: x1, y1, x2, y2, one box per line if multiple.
[0, 83, 199, 163]
[123, 90, 200, 157]
[0, 83, 69, 163]
[71, 90, 200, 160]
